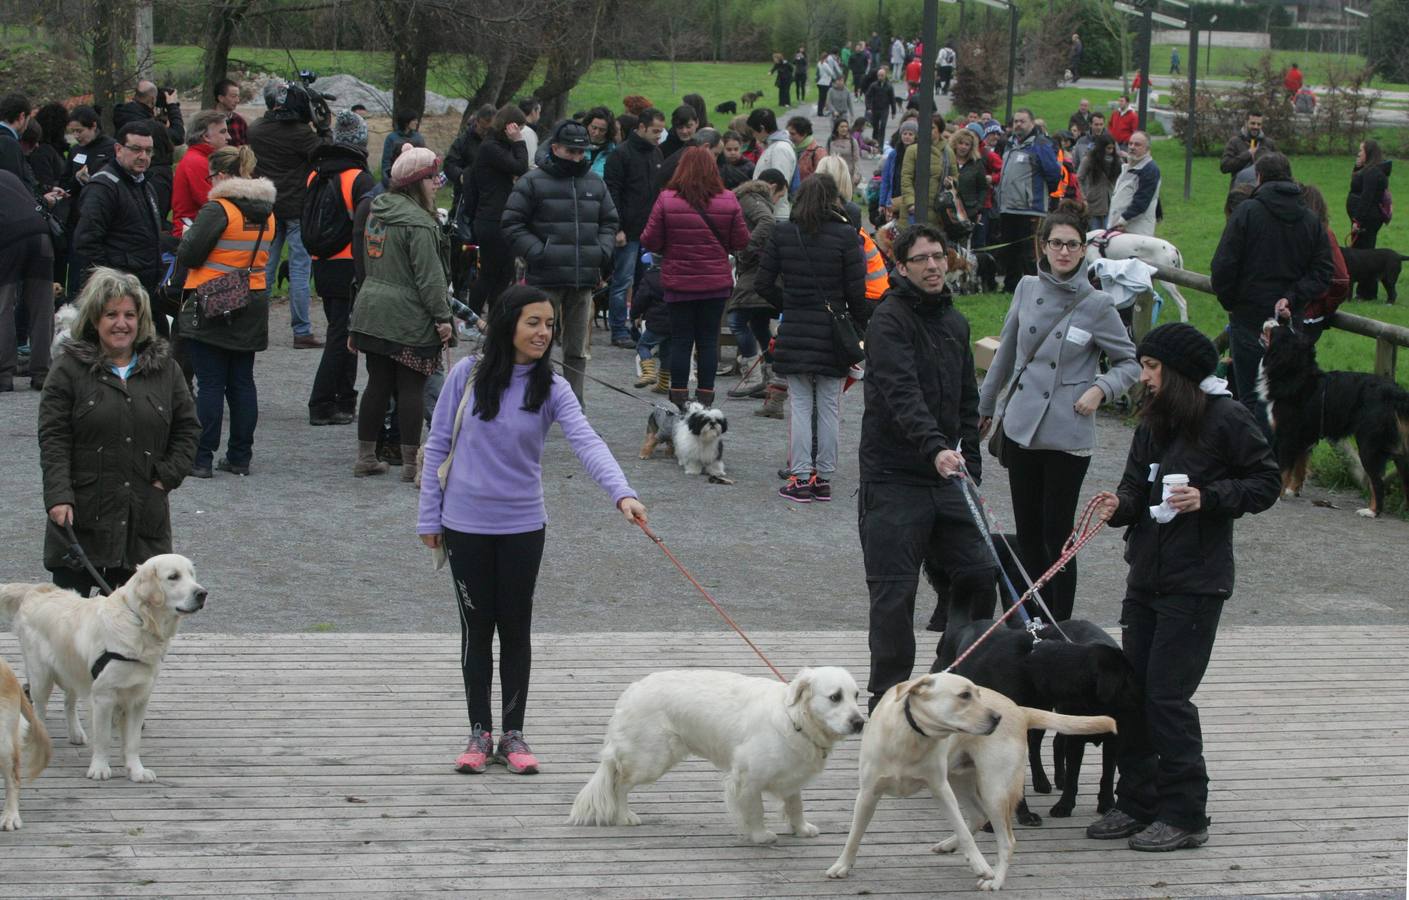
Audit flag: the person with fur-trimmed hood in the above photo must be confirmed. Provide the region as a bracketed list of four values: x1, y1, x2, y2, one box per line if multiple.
[727, 170, 788, 401]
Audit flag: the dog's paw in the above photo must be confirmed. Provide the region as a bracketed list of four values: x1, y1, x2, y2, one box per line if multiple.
[128, 765, 157, 784]
[977, 873, 1006, 892]
[86, 760, 113, 781]
[68, 727, 88, 746]
[1032, 773, 1052, 794]
[1048, 801, 1073, 819]
[824, 860, 851, 879]
[967, 856, 996, 880]
[1281, 488, 1299, 499]
[0, 812, 20, 831]
[1357, 507, 1378, 518]
[748, 829, 778, 845]
[793, 821, 820, 838]
[1018, 807, 1044, 826]
[930, 836, 959, 854]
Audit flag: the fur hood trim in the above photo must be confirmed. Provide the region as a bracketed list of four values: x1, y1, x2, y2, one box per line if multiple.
[208, 176, 277, 205]
[733, 179, 776, 203]
[59, 333, 173, 375]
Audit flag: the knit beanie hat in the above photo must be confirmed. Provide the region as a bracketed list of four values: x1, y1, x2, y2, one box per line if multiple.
[389, 145, 439, 189]
[1136, 323, 1219, 384]
[333, 110, 368, 149]
[898, 120, 919, 136]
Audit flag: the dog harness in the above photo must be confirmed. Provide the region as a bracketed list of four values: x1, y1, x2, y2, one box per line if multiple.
[903, 695, 929, 738]
[1089, 228, 1125, 258]
[90, 651, 143, 681]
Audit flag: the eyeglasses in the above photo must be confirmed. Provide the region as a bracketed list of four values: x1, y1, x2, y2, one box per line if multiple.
[1045, 239, 1084, 253]
[121, 145, 154, 156]
[905, 252, 948, 267]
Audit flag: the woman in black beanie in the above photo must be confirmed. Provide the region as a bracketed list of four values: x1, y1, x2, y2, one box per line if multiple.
[1086, 322, 1280, 852]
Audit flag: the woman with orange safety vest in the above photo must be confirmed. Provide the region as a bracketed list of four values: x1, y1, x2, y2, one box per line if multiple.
[176, 144, 276, 479]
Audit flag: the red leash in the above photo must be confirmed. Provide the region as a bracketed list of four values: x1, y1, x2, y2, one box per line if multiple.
[634, 519, 788, 683]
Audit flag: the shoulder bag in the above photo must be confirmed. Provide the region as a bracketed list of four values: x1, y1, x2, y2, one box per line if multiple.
[986, 295, 1080, 467]
[430, 362, 478, 571]
[195, 215, 267, 321]
[799, 234, 866, 366]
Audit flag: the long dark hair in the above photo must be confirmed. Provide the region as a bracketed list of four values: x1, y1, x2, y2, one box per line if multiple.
[471, 285, 556, 421]
[1088, 133, 1121, 185]
[1140, 363, 1207, 446]
[791, 174, 840, 234]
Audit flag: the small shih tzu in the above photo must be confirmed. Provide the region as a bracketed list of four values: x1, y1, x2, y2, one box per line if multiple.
[639, 402, 729, 482]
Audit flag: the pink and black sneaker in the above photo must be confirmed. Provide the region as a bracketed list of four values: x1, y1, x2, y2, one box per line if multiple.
[495, 730, 540, 774]
[455, 730, 493, 774]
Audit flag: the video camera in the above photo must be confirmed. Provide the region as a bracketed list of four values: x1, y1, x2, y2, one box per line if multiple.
[283, 69, 335, 126]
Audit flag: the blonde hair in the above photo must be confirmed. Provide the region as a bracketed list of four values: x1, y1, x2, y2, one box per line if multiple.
[949, 128, 981, 163]
[208, 144, 257, 179]
[72, 267, 155, 351]
[815, 155, 853, 193]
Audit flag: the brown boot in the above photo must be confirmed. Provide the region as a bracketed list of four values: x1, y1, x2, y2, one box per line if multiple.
[669, 387, 690, 411]
[354, 440, 390, 477]
[401, 445, 420, 483]
[695, 388, 715, 408]
[754, 381, 786, 419]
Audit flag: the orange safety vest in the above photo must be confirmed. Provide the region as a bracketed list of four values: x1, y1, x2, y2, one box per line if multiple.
[861, 229, 890, 300]
[183, 199, 274, 290]
[304, 167, 360, 260]
[1051, 148, 1074, 200]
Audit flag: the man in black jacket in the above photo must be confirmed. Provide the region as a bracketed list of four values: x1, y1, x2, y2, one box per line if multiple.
[1218, 111, 1275, 189]
[112, 80, 185, 220]
[0, 93, 34, 188]
[73, 122, 166, 334]
[858, 224, 996, 712]
[501, 119, 620, 406]
[1210, 152, 1332, 436]
[602, 108, 665, 347]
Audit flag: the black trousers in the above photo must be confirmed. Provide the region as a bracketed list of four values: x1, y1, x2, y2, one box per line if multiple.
[357, 352, 427, 446]
[859, 479, 997, 709]
[443, 527, 546, 734]
[49, 565, 133, 598]
[870, 109, 889, 145]
[1227, 321, 1272, 443]
[777, 83, 791, 107]
[468, 223, 514, 315]
[795, 75, 806, 100]
[1000, 213, 1040, 293]
[1004, 438, 1091, 622]
[1115, 591, 1224, 832]
[309, 294, 358, 415]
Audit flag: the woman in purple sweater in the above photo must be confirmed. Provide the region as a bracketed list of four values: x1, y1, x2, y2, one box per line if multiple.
[418, 285, 648, 775]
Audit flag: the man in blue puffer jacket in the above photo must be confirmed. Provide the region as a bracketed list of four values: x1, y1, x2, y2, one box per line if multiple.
[996, 109, 1061, 291]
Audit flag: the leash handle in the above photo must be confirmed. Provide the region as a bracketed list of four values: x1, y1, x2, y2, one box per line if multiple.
[634, 519, 788, 684]
[63, 522, 115, 596]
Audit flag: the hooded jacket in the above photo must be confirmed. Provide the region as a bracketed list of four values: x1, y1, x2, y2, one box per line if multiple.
[112, 99, 185, 167]
[1219, 128, 1277, 184]
[1347, 159, 1391, 229]
[73, 159, 164, 291]
[501, 151, 620, 289]
[247, 114, 330, 220]
[38, 334, 199, 572]
[639, 188, 750, 297]
[755, 130, 797, 220]
[1211, 180, 1334, 327]
[898, 141, 954, 226]
[997, 129, 1060, 217]
[176, 176, 278, 353]
[350, 191, 453, 348]
[602, 131, 664, 241]
[728, 180, 779, 312]
[860, 275, 982, 485]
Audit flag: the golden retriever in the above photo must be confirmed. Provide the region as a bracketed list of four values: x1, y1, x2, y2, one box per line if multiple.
[0, 555, 206, 783]
[826, 672, 1116, 891]
[0, 656, 50, 831]
[569, 667, 866, 843]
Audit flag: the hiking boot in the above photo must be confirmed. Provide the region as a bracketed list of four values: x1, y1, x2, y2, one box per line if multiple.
[400, 445, 420, 483]
[216, 458, 250, 476]
[189, 461, 213, 479]
[1128, 821, 1209, 852]
[754, 382, 786, 419]
[809, 475, 831, 502]
[495, 730, 540, 774]
[1085, 808, 1147, 840]
[727, 356, 763, 398]
[353, 440, 390, 477]
[634, 357, 658, 388]
[455, 730, 493, 774]
[779, 475, 814, 503]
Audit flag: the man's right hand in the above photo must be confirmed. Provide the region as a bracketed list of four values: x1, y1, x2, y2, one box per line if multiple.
[48, 504, 74, 528]
[615, 230, 626, 248]
[977, 416, 993, 439]
[934, 449, 964, 479]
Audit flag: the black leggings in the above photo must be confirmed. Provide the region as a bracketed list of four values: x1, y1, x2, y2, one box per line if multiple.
[443, 527, 546, 734]
[668, 296, 727, 392]
[357, 351, 428, 445]
[1004, 437, 1091, 622]
[468, 223, 514, 315]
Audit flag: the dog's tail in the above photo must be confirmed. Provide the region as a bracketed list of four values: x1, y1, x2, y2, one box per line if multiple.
[1395, 393, 1409, 455]
[18, 688, 50, 780]
[0, 584, 38, 627]
[567, 745, 630, 826]
[1021, 707, 1117, 737]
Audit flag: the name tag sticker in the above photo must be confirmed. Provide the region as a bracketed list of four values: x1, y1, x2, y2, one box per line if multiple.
[1065, 325, 1092, 346]
[1148, 463, 1160, 483]
[73, 153, 87, 165]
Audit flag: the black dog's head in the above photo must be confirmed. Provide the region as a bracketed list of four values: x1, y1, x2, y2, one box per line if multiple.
[1260, 318, 1321, 390]
[1088, 644, 1143, 713]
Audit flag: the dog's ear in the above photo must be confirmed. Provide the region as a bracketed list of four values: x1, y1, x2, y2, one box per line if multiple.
[786, 668, 815, 706]
[901, 674, 934, 697]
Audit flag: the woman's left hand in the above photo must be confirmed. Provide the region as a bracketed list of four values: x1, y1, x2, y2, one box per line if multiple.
[1074, 386, 1104, 416]
[1167, 485, 1202, 513]
[152, 480, 165, 492]
[436, 322, 454, 344]
[618, 497, 648, 525]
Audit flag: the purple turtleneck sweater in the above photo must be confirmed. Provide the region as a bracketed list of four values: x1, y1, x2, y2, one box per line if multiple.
[418, 357, 637, 536]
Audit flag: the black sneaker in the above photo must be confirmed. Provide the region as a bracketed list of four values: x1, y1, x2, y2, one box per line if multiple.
[190, 462, 213, 479]
[1128, 821, 1209, 852]
[810, 476, 831, 501]
[216, 458, 250, 476]
[1085, 809, 1147, 840]
[778, 476, 814, 503]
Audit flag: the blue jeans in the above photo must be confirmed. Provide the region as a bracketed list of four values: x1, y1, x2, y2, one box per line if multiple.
[607, 241, 639, 341]
[188, 341, 258, 467]
[728, 308, 773, 359]
[1088, 214, 1107, 229]
[636, 327, 668, 362]
[263, 219, 312, 336]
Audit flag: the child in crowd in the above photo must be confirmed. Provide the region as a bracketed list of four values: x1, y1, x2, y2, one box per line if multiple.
[629, 252, 671, 393]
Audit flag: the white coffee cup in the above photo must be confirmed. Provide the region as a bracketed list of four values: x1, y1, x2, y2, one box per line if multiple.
[1162, 473, 1189, 503]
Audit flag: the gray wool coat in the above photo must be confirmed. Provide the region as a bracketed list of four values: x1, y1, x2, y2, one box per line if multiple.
[978, 259, 1139, 452]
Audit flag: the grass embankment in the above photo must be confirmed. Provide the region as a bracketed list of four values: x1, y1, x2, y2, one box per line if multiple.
[1149, 44, 1409, 94]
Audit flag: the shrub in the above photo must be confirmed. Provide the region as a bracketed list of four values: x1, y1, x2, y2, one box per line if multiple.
[951, 32, 1008, 116]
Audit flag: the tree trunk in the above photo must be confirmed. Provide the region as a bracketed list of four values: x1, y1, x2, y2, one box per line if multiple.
[135, 0, 154, 80]
[378, 3, 433, 117]
[495, 46, 540, 108]
[533, 0, 611, 126]
[201, 0, 254, 110]
[91, 1, 129, 135]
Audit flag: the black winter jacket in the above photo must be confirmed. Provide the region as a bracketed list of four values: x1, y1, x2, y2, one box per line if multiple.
[1108, 393, 1280, 597]
[859, 276, 982, 485]
[1210, 180, 1333, 328]
[603, 132, 664, 240]
[755, 211, 869, 377]
[444, 126, 485, 199]
[467, 137, 529, 226]
[72, 160, 163, 290]
[112, 99, 185, 167]
[0, 170, 48, 245]
[64, 135, 117, 227]
[1218, 129, 1275, 184]
[247, 114, 331, 220]
[1347, 159, 1391, 229]
[629, 265, 669, 335]
[500, 153, 620, 289]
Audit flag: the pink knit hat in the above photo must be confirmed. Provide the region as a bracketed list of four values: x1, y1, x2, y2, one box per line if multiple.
[389, 144, 440, 189]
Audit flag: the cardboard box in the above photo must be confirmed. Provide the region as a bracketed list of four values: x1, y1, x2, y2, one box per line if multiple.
[973, 336, 1001, 373]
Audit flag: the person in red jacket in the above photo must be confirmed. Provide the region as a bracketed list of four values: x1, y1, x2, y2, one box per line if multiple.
[640, 146, 750, 409]
[1283, 63, 1304, 99]
[171, 110, 230, 237]
[1108, 95, 1137, 147]
[904, 56, 923, 98]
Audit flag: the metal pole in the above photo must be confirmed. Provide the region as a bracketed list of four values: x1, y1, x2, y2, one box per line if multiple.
[1184, 23, 1198, 201]
[1005, 4, 1018, 124]
[915, 0, 941, 221]
[1136, 2, 1153, 130]
[958, 0, 966, 40]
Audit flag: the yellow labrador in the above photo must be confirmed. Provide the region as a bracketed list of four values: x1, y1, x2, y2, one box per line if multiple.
[0, 554, 206, 783]
[0, 656, 50, 831]
[827, 672, 1116, 891]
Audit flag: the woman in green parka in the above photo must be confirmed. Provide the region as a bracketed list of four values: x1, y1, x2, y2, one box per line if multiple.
[38, 267, 200, 596]
[349, 145, 454, 480]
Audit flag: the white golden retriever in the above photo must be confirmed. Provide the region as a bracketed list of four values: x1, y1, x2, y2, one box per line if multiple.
[0, 656, 50, 831]
[827, 672, 1116, 891]
[0, 554, 206, 783]
[569, 667, 865, 843]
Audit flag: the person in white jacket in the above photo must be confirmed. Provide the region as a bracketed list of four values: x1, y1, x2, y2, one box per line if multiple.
[748, 108, 796, 220]
[1107, 132, 1161, 235]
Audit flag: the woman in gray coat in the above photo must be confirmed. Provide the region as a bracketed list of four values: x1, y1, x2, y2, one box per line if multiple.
[977, 207, 1138, 621]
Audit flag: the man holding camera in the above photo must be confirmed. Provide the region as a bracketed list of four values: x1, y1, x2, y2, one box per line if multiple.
[113, 80, 185, 221]
[248, 79, 332, 348]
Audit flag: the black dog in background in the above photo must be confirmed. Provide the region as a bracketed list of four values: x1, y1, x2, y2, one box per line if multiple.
[714, 100, 738, 115]
[1340, 246, 1406, 303]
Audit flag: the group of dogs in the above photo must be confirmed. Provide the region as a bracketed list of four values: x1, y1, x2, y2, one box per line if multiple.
[714, 92, 766, 116]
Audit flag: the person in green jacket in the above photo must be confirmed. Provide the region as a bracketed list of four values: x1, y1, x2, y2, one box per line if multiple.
[349, 145, 453, 480]
[898, 114, 954, 227]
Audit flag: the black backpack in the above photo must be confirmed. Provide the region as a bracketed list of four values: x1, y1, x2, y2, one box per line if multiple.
[301, 168, 353, 259]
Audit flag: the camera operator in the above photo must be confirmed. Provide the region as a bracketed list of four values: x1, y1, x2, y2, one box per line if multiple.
[113, 80, 185, 222]
[248, 78, 332, 348]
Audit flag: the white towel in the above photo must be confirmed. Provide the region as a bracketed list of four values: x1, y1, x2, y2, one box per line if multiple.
[1091, 257, 1158, 310]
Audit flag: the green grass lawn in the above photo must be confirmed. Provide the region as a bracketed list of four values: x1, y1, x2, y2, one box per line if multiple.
[1150, 44, 1409, 93]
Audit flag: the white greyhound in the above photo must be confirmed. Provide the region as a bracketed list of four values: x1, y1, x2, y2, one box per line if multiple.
[1085, 230, 1190, 322]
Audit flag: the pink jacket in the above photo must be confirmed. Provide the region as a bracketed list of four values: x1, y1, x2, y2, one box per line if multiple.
[639, 188, 750, 296]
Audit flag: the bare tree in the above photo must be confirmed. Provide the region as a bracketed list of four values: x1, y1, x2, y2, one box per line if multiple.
[201, 0, 260, 108]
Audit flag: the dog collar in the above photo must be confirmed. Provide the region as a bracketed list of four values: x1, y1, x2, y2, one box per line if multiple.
[903, 695, 929, 738]
[90, 650, 143, 681]
[789, 714, 831, 757]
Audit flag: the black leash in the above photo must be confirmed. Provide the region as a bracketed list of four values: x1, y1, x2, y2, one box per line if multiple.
[551, 355, 675, 413]
[63, 523, 114, 596]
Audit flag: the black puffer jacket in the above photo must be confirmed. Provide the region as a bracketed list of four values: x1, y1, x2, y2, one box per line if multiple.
[247, 114, 330, 220]
[500, 152, 619, 289]
[63, 134, 117, 227]
[72, 160, 163, 290]
[1210, 180, 1333, 328]
[467, 136, 529, 226]
[1108, 393, 1280, 597]
[754, 210, 868, 377]
[1347, 159, 1391, 229]
[603, 132, 663, 240]
[859, 276, 982, 485]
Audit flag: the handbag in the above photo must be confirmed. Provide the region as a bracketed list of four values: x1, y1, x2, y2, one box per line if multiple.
[195, 219, 266, 321]
[986, 296, 1080, 467]
[430, 363, 478, 571]
[799, 237, 866, 366]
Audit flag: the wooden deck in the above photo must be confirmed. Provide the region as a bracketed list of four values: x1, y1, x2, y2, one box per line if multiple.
[0, 628, 1404, 898]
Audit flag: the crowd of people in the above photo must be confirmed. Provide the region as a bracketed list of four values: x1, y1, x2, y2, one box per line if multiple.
[0, 41, 1394, 853]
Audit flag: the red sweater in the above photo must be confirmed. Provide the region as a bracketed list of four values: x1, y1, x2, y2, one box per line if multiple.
[171, 142, 215, 237]
[639, 189, 751, 297]
[1108, 107, 1137, 144]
